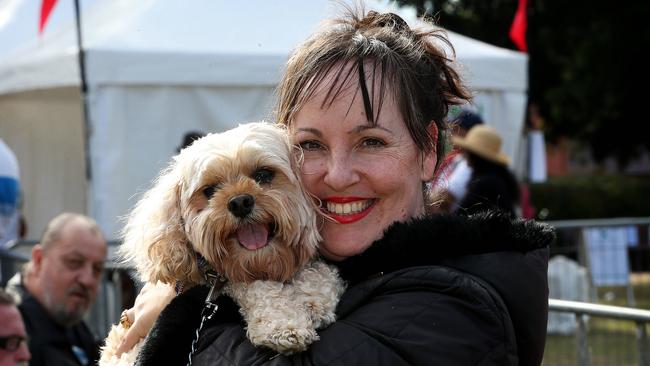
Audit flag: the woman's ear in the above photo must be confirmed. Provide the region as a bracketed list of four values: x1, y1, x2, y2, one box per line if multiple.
[421, 122, 439, 181]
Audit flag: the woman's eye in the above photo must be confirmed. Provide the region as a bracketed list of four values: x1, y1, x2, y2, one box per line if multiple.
[252, 168, 275, 184]
[298, 140, 323, 151]
[202, 184, 219, 198]
[361, 137, 386, 147]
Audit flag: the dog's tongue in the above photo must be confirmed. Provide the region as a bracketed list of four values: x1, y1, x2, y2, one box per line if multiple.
[237, 223, 269, 250]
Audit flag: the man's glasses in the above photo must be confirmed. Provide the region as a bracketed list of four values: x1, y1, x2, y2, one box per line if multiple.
[0, 335, 27, 351]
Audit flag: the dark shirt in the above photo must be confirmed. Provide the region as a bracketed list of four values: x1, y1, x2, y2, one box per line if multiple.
[459, 170, 519, 216]
[6, 275, 100, 366]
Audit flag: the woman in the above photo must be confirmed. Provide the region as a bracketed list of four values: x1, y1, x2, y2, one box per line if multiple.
[453, 124, 522, 217]
[126, 8, 552, 366]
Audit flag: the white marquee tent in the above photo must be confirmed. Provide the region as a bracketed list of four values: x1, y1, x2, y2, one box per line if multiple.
[0, 0, 527, 240]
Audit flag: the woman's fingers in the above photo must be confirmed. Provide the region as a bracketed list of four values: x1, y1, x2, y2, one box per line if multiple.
[115, 322, 144, 356]
[113, 281, 176, 357]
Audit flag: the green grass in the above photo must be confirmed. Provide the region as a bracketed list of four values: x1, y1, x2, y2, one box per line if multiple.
[543, 275, 650, 365]
[543, 329, 639, 366]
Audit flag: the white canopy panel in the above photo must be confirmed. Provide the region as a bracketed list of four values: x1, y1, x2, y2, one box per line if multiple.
[0, 0, 526, 92]
[0, 0, 527, 239]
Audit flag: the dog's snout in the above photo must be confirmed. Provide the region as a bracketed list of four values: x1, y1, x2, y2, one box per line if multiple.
[228, 194, 255, 218]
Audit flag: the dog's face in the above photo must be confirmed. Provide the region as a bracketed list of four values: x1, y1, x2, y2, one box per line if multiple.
[121, 122, 320, 286]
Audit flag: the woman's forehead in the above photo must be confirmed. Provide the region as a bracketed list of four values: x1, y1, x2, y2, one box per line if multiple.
[303, 60, 398, 122]
[311, 60, 393, 93]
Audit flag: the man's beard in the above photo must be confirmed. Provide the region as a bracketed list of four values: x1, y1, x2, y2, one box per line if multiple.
[49, 304, 85, 327]
[43, 282, 89, 327]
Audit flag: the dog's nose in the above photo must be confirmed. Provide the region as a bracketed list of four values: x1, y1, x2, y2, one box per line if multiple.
[228, 194, 255, 218]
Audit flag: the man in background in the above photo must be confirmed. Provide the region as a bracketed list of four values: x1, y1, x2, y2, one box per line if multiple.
[0, 287, 30, 366]
[6, 213, 107, 366]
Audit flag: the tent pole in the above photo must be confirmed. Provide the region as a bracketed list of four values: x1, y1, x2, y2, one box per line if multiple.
[73, 0, 92, 181]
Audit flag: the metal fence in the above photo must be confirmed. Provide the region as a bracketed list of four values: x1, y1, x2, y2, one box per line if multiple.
[544, 217, 650, 366]
[547, 299, 650, 366]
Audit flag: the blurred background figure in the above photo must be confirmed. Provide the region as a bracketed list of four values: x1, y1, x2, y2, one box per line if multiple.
[430, 109, 484, 213]
[176, 130, 205, 153]
[0, 287, 30, 366]
[527, 103, 547, 184]
[453, 125, 521, 217]
[5, 213, 107, 366]
[0, 139, 20, 249]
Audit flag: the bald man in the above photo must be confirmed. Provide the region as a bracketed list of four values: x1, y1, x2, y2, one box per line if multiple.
[6, 213, 107, 366]
[0, 288, 30, 366]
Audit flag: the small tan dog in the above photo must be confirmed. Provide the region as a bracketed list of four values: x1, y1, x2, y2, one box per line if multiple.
[100, 122, 345, 365]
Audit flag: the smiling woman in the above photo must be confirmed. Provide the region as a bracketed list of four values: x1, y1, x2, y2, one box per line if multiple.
[290, 62, 437, 260]
[124, 5, 553, 366]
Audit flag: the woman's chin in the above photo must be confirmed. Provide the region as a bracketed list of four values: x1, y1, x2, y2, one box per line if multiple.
[319, 238, 371, 261]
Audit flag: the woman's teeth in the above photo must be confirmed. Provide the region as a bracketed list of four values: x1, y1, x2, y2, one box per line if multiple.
[326, 200, 373, 215]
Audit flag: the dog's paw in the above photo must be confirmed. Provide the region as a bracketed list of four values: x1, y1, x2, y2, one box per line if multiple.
[249, 325, 319, 355]
[292, 260, 346, 329]
[304, 301, 337, 329]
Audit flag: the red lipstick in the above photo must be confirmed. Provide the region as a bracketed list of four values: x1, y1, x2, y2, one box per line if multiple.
[322, 197, 376, 224]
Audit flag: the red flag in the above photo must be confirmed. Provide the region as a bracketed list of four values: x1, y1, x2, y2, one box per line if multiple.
[39, 0, 59, 34]
[509, 0, 528, 52]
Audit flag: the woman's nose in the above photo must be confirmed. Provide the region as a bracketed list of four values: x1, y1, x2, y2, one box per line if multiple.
[323, 151, 360, 191]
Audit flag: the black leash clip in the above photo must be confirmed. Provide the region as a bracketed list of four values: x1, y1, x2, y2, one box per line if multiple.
[203, 272, 226, 319]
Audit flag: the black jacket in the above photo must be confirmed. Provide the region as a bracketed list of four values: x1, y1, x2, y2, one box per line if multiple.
[6, 274, 101, 366]
[138, 212, 553, 366]
[459, 169, 520, 217]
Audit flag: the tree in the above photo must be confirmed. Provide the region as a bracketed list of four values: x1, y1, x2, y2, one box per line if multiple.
[397, 0, 650, 167]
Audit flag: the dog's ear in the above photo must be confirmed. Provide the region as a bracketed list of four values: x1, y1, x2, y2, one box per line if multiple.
[119, 162, 202, 286]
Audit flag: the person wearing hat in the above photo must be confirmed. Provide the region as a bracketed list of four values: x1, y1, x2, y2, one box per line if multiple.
[430, 110, 484, 213]
[453, 125, 521, 217]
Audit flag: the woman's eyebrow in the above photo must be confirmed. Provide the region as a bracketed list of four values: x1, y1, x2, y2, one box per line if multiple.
[351, 124, 391, 134]
[295, 127, 322, 137]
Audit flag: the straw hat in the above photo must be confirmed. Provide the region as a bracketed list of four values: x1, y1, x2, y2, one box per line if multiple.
[452, 125, 511, 166]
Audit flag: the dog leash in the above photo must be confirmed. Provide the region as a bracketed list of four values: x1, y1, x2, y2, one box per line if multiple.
[186, 253, 227, 366]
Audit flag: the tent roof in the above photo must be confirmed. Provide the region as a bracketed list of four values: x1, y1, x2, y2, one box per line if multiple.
[0, 0, 527, 94]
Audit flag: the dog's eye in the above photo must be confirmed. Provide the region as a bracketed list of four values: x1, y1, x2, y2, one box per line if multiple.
[252, 168, 275, 184]
[202, 184, 219, 198]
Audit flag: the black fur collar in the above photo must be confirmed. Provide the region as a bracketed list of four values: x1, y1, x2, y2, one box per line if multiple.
[333, 212, 555, 284]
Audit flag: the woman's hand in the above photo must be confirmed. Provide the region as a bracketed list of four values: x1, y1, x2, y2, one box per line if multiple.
[115, 281, 176, 356]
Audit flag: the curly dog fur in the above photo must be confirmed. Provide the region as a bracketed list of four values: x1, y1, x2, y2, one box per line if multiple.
[99, 122, 345, 365]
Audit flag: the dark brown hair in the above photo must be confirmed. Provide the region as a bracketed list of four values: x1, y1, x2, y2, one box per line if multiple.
[276, 5, 471, 169]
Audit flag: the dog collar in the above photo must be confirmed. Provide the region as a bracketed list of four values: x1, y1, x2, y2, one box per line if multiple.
[195, 251, 227, 287]
[175, 252, 227, 295]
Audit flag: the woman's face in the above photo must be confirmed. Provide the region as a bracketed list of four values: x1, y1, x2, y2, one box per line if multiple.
[291, 67, 437, 261]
